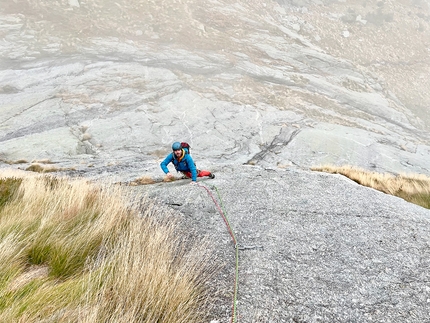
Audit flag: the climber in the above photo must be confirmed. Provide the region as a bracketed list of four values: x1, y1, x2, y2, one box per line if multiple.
[160, 142, 215, 183]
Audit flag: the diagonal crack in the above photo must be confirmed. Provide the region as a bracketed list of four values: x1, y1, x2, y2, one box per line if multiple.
[246, 127, 300, 164]
[0, 96, 56, 126]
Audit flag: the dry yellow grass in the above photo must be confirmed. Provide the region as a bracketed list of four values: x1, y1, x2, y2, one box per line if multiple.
[128, 176, 157, 185]
[25, 163, 59, 172]
[312, 164, 430, 209]
[24, 163, 76, 173]
[31, 159, 54, 164]
[11, 159, 28, 164]
[0, 168, 215, 322]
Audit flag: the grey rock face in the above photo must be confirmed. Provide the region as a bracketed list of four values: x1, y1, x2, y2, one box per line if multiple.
[139, 167, 430, 322]
[0, 0, 429, 177]
[1, 0, 430, 322]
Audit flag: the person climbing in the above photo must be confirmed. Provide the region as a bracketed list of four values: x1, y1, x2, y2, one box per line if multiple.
[160, 142, 215, 183]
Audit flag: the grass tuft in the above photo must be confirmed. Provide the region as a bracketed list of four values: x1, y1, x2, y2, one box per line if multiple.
[312, 164, 430, 209]
[0, 169, 215, 322]
[0, 177, 22, 209]
[25, 163, 58, 173]
[12, 159, 29, 164]
[31, 159, 54, 164]
[129, 176, 156, 185]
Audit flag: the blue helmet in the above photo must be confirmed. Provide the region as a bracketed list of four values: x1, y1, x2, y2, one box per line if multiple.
[172, 142, 182, 151]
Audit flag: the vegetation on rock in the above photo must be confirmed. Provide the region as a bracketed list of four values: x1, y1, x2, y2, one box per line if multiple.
[0, 169, 214, 323]
[312, 165, 430, 209]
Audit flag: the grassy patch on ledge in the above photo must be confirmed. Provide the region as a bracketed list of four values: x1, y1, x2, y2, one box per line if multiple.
[0, 169, 214, 323]
[312, 165, 430, 209]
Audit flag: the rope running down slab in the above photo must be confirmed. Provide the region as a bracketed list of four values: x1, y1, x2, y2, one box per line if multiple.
[196, 182, 239, 323]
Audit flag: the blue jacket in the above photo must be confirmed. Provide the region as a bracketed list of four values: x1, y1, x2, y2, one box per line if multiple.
[160, 149, 197, 181]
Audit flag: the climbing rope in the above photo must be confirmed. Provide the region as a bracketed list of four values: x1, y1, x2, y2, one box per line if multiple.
[196, 182, 239, 323]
